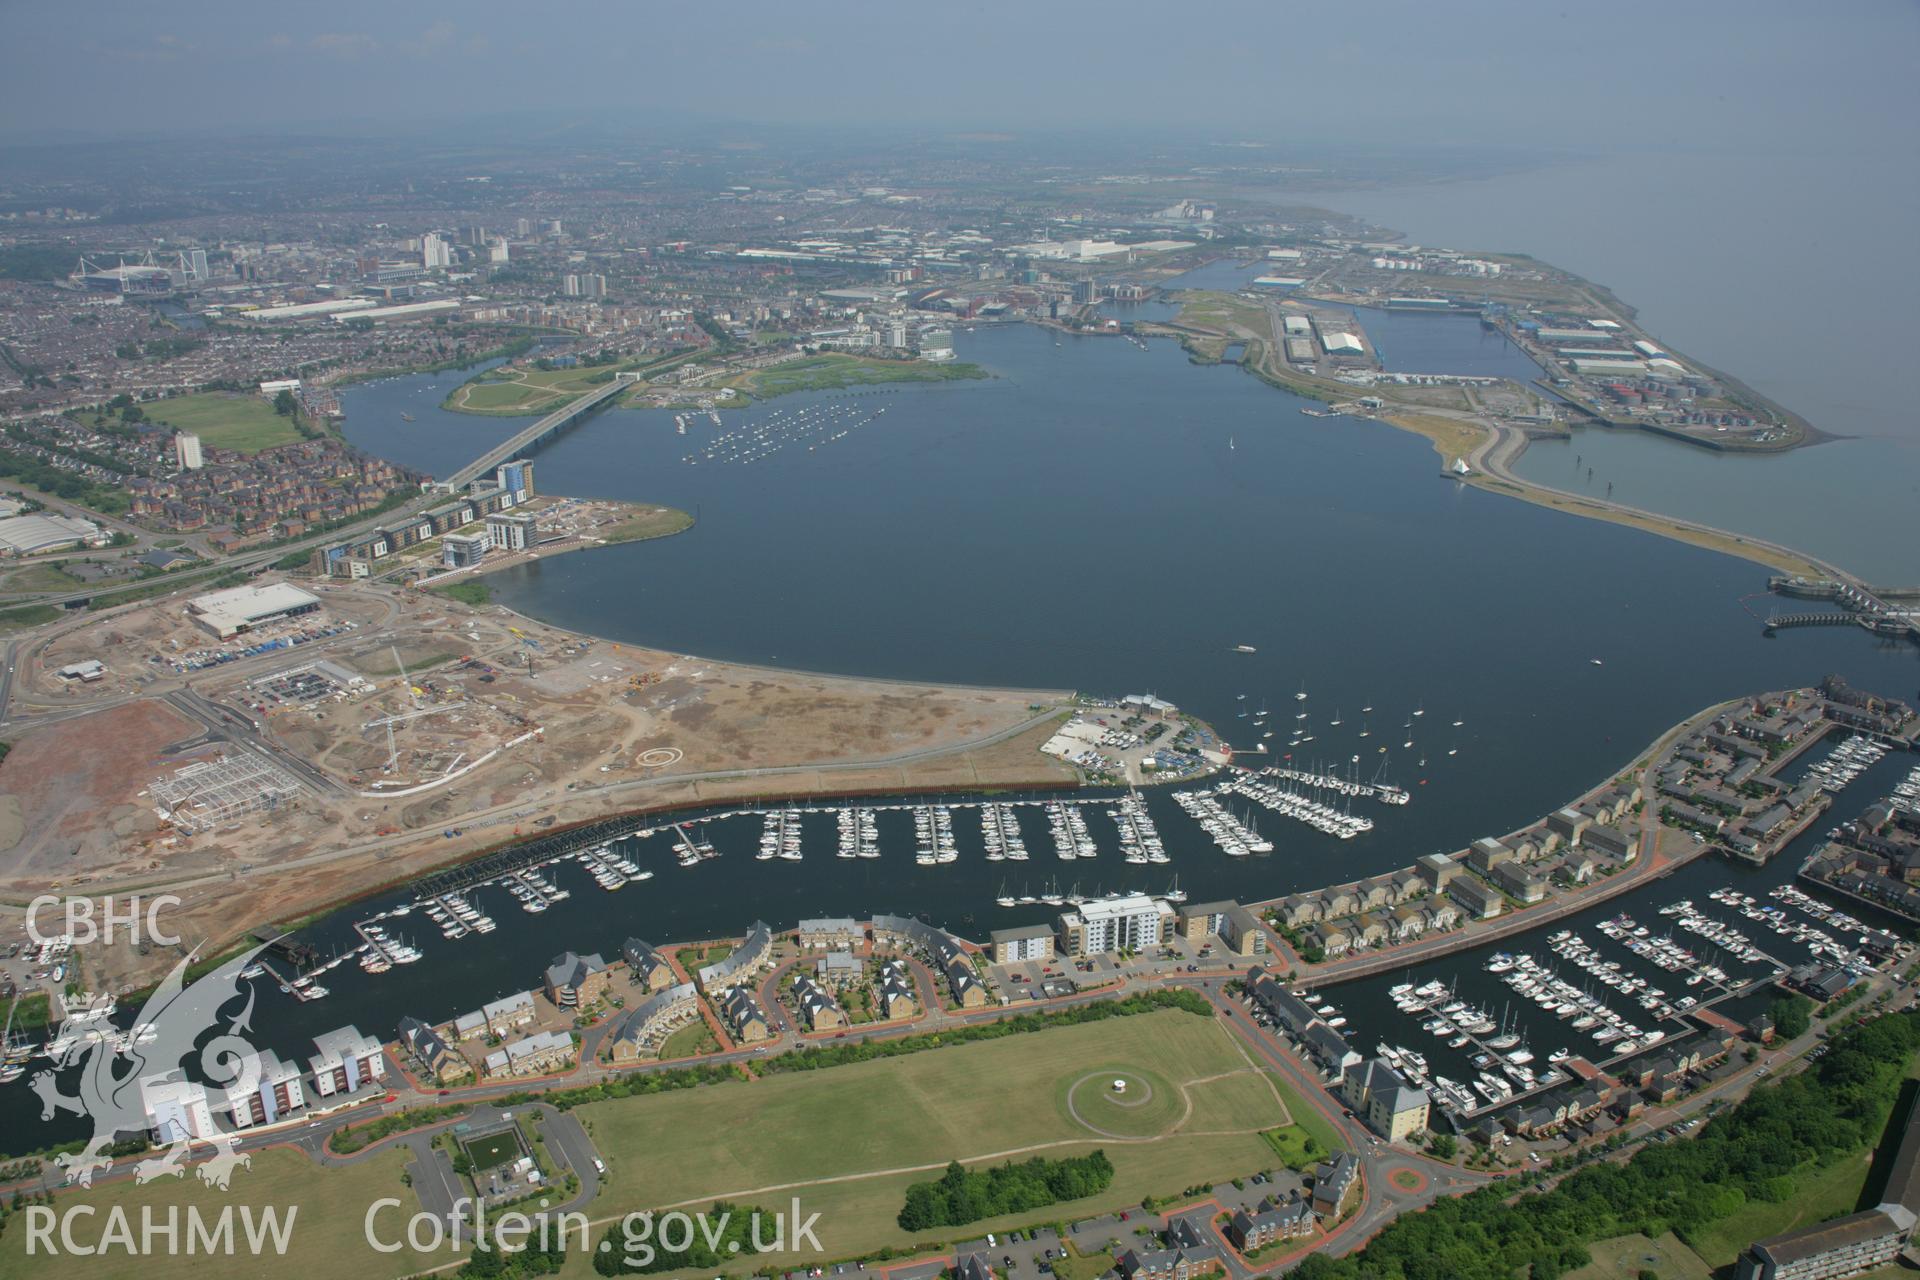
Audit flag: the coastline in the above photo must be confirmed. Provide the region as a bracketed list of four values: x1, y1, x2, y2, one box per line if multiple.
[1459, 418, 1838, 580]
[0, 574, 1087, 992]
[22, 679, 1745, 998]
[419, 496, 698, 602]
[1151, 292, 1848, 583]
[436, 350, 991, 419]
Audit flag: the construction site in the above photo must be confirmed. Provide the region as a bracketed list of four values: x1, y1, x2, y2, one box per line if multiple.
[0, 574, 1074, 992]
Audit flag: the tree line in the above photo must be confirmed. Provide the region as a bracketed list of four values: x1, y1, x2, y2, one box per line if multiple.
[759, 989, 1213, 1075]
[590, 1201, 772, 1276]
[898, 1152, 1116, 1231]
[1291, 1010, 1920, 1280]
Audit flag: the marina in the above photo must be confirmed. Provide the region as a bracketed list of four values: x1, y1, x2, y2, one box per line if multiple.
[1369, 899, 1777, 1124]
[1224, 771, 1376, 839]
[682, 399, 892, 466]
[6, 311, 1918, 1148]
[206, 777, 1419, 1002]
[1236, 727, 1918, 1141]
[0, 697, 1911, 1161]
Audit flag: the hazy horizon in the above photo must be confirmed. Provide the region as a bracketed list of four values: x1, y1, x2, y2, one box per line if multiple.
[4, 0, 1915, 156]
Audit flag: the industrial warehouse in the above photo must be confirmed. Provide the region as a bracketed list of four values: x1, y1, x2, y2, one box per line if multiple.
[186, 581, 323, 639]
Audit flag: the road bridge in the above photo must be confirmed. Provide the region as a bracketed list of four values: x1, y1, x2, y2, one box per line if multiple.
[442, 377, 630, 490]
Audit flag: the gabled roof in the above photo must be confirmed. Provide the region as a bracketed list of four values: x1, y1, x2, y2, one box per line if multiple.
[546, 951, 607, 991]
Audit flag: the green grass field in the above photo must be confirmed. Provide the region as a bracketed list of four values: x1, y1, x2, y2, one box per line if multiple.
[1264, 1067, 1346, 1158]
[1259, 1124, 1325, 1171]
[1680, 1149, 1874, 1267]
[0, 605, 62, 635]
[446, 362, 632, 415]
[430, 580, 493, 607]
[1566, 1231, 1713, 1280]
[0, 561, 83, 593]
[561, 1009, 1288, 1270]
[600, 504, 693, 544]
[659, 1019, 718, 1060]
[141, 392, 305, 453]
[683, 942, 733, 969]
[0, 1010, 1294, 1280]
[1060, 1067, 1182, 1137]
[736, 354, 988, 399]
[1051, 1243, 1117, 1280]
[0, 1146, 417, 1280]
[457, 380, 567, 413]
[462, 1128, 523, 1172]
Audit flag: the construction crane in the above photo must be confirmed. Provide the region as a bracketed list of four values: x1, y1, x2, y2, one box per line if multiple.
[364, 703, 467, 730]
[387, 644, 423, 708]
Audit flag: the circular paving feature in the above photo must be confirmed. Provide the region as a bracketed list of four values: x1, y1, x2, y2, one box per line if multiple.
[1061, 1068, 1182, 1138]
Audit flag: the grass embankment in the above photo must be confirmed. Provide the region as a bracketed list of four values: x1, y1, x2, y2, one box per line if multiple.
[3, 993, 49, 1031]
[1468, 469, 1830, 579]
[445, 348, 697, 417]
[445, 359, 635, 416]
[0, 562, 85, 593]
[1679, 1149, 1876, 1268]
[1563, 1232, 1713, 1280]
[658, 1019, 718, 1060]
[731, 353, 989, 399]
[600, 505, 694, 544]
[331, 334, 539, 388]
[0, 1146, 417, 1280]
[1379, 412, 1491, 467]
[141, 392, 306, 453]
[572, 1008, 1287, 1268]
[430, 580, 493, 607]
[0, 605, 61, 635]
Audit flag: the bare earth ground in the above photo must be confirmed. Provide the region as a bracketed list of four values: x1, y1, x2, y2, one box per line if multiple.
[0, 700, 201, 881]
[0, 582, 1074, 991]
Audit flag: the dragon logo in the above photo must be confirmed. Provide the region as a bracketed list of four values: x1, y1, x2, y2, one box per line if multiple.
[31, 941, 273, 1190]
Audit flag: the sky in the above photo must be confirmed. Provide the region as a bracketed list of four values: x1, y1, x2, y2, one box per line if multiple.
[3, 0, 1916, 153]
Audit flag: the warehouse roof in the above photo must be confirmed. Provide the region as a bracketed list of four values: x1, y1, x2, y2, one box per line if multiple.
[0, 512, 103, 555]
[186, 581, 321, 636]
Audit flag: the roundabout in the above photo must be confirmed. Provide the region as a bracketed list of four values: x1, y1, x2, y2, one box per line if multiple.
[1060, 1067, 1185, 1139]
[1388, 1167, 1427, 1193]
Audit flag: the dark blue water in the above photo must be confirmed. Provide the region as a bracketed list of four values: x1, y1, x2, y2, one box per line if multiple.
[461, 324, 1915, 801]
[1327, 748, 1919, 1123]
[1157, 258, 1271, 293]
[1334, 305, 1544, 382]
[8, 318, 1912, 1157]
[1099, 257, 1270, 324]
[329, 361, 530, 478]
[1289, 154, 1920, 581]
